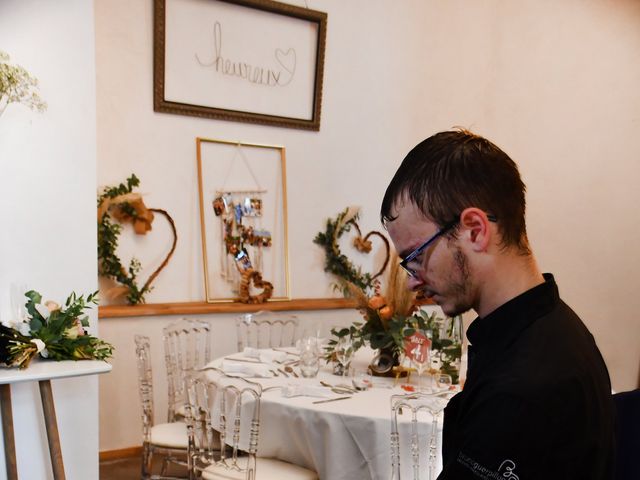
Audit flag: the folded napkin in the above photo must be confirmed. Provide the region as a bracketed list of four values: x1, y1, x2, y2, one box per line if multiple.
[281, 384, 332, 399]
[242, 347, 288, 364]
[220, 359, 273, 378]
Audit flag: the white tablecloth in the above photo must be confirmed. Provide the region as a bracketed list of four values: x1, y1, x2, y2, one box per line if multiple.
[207, 349, 452, 480]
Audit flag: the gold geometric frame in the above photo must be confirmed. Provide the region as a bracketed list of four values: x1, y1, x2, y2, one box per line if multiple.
[196, 137, 290, 303]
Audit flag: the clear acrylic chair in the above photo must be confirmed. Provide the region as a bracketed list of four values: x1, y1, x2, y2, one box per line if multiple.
[235, 310, 299, 351]
[185, 370, 318, 480]
[390, 391, 454, 480]
[135, 334, 189, 480]
[163, 318, 212, 422]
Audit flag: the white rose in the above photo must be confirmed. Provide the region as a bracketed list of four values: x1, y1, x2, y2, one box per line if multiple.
[64, 326, 79, 340]
[30, 338, 48, 357]
[44, 301, 60, 312]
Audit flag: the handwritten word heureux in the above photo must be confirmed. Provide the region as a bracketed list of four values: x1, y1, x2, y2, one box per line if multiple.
[196, 21, 296, 87]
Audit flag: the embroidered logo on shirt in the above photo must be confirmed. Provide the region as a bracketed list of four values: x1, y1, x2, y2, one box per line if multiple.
[497, 460, 519, 479]
[457, 452, 520, 479]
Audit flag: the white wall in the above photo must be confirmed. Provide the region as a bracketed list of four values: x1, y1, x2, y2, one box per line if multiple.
[0, 0, 100, 478]
[95, 0, 640, 451]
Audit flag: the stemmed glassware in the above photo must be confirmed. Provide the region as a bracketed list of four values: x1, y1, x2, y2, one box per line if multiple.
[334, 336, 354, 377]
[435, 373, 452, 392]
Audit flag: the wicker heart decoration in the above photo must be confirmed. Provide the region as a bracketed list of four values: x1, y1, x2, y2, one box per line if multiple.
[98, 186, 177, 305]
[347, 219, 391, 282]
[238, 269, 274, 304]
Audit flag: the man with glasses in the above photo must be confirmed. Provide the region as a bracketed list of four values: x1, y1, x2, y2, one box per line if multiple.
[381, 129, 613, 479]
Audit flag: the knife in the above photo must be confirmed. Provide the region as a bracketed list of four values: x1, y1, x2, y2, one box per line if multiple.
[312, 396, 351, 404]
[224, 357, 265, 364]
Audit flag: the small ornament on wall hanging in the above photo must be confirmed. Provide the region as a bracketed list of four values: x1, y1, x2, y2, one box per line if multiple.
[97, 174, 177, 304]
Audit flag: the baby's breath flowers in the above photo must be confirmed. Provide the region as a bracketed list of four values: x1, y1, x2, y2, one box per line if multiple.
[0, 50, 47, 116]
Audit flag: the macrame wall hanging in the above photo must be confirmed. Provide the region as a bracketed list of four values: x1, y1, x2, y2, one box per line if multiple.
[212, 144, 274, 303]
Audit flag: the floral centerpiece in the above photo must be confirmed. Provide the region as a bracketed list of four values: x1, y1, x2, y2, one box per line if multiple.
[326, 274, 463, 382]
[316, 208, 463, 382]
[327, 256, 416, 354]
[0, 290, 114, 369]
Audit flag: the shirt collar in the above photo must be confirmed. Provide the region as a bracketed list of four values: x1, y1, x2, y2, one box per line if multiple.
[466, 273, 559, 354]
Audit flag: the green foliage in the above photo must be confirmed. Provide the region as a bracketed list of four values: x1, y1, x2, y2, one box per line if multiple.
[97, 174, 149, 304]
[412, 310, 463, 383]
[0, 290, 114, 369]
[326, 310, 436, 360]
[313, 208, 375, 294]
[326, 309, 463, 383]
[98, 174, 140, 205]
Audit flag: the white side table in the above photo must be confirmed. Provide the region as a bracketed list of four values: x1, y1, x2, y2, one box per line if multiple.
[0, 360, 112, 480]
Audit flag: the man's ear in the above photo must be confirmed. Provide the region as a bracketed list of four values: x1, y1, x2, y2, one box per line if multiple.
[459, 208, 492, 252]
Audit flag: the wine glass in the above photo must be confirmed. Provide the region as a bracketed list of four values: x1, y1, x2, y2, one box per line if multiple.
[435, 373, 452, 392]
[351, 369, 372, 391]
[334, 336, 354, 377]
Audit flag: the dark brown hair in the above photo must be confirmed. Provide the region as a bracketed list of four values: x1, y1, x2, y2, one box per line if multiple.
[381, 129, 530, 253]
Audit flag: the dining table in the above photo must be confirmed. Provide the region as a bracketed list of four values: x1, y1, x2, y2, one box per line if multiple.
[206, 347, 456, 480]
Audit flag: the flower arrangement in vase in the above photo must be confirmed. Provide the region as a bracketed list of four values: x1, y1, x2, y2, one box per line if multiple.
[316, 207, 463, 381]
[325, 255, 420, 375]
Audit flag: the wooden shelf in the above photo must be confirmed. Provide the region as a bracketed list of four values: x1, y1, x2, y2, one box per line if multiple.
[98, 298, 358, 319]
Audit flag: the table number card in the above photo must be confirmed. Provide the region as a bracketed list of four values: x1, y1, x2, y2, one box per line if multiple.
[404, 331, 431, 364]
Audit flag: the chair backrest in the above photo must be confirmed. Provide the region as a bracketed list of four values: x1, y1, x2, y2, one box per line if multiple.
[134, 334, 155, 439]
[235, 310, 299, 351]
[390, 391, 453, 480]
[163, 318, 212, 422]
[186, 370, 262, 480]
[613, 389, 640, 480]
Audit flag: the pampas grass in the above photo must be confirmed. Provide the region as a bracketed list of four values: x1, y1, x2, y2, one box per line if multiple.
[383, 253, 415, 321]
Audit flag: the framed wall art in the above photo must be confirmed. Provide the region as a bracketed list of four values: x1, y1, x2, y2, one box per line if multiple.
[196, 137, 290, 303]
[154, 0, 327, 130]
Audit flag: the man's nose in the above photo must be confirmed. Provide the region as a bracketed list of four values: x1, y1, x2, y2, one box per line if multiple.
[407, 275, 424, 291]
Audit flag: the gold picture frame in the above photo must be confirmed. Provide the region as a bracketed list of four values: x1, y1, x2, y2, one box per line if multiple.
[196, 137, 290, 303]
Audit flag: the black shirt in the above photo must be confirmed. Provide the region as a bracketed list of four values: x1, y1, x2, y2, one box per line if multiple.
[439, 274, 614, 479]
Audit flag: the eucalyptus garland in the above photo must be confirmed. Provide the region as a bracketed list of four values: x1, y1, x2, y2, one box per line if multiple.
[97, 175, 177, 305]
[97, 175, 147, 304]
[313, 208, 376, 293]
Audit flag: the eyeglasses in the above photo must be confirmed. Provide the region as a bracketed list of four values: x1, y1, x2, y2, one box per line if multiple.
[399, 214, 497, 278]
